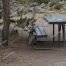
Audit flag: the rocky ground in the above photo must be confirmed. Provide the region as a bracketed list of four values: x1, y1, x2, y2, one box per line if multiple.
[0, 37, 66, 66]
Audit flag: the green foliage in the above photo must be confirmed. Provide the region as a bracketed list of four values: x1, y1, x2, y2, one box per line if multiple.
[49, 2, 63, 10]
[53, 3, 63, 10]
[0, 5, 2, 9]
[16, 16, 36, 28]
[16, 17, 27, 28]
[15, 0, 49, 4]
[0, 10, 3, 19]
[15, 0, 26, 4]
[49, 2, 56, 7]
[10, 19, 16, 23]
[17, 9, 26, 16]
[33, 0, 49, 4]
[16, 9, 36, 28]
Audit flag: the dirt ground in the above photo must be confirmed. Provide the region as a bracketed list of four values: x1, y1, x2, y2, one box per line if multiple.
[0, 39, 66, 66]
[0, 13, 66, 66]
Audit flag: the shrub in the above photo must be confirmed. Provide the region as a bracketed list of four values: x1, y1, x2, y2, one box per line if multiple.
[53, 3, 63, 10]
[49, 2, 56, 7]
[34, 0, 49, 4]
[15, 0, 49, 4]
[0, 5, 2, 9]
[0, 10, 3, 19]
[49, 2, 63, 10]
[16, 9, 37, 28]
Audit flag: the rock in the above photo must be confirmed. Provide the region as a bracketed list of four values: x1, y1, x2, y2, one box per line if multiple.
[58, 1, 65, 5]
[34, 6, 45, 13]
[17, 28, 29, 37]
[39, 3, 46, 8]
[35, 6, 41, 10]
[28, 7, 34, 12]
[9, 23, 19, 32]
[63, 6, 66, 9]
[63, 4, 66, 9]
[30, 2, 39, 7]
[47, 2, 51, 6]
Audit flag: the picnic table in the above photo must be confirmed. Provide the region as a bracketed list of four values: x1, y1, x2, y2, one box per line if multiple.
[29, 26, 47, 49]
[43, 15, 66, 47]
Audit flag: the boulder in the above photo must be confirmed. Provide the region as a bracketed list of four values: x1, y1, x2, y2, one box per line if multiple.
[63, 4, 66, 9]
[39, 3, 46, 8]
[17, 28, 29, 37]
[58, 1, 65, 5]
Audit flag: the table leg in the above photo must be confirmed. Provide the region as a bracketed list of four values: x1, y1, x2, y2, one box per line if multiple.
[31, 36, 37, 49]
[53, 24, 55, 47]
[62, 24, 65, 47]
[58, 24, 61, 48]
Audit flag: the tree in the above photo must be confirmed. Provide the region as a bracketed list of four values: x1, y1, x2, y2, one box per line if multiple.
[2, 0, 10, 46]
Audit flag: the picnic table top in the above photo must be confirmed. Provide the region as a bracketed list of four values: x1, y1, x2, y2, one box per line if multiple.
[43, 15, 66, 24]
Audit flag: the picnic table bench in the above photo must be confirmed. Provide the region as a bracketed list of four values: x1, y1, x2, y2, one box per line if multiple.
[34, 26, 47, 37]
[29, 26, 47, 49]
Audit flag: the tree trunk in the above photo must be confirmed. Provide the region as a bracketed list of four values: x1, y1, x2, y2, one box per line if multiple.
[2, 0, 10, 46]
